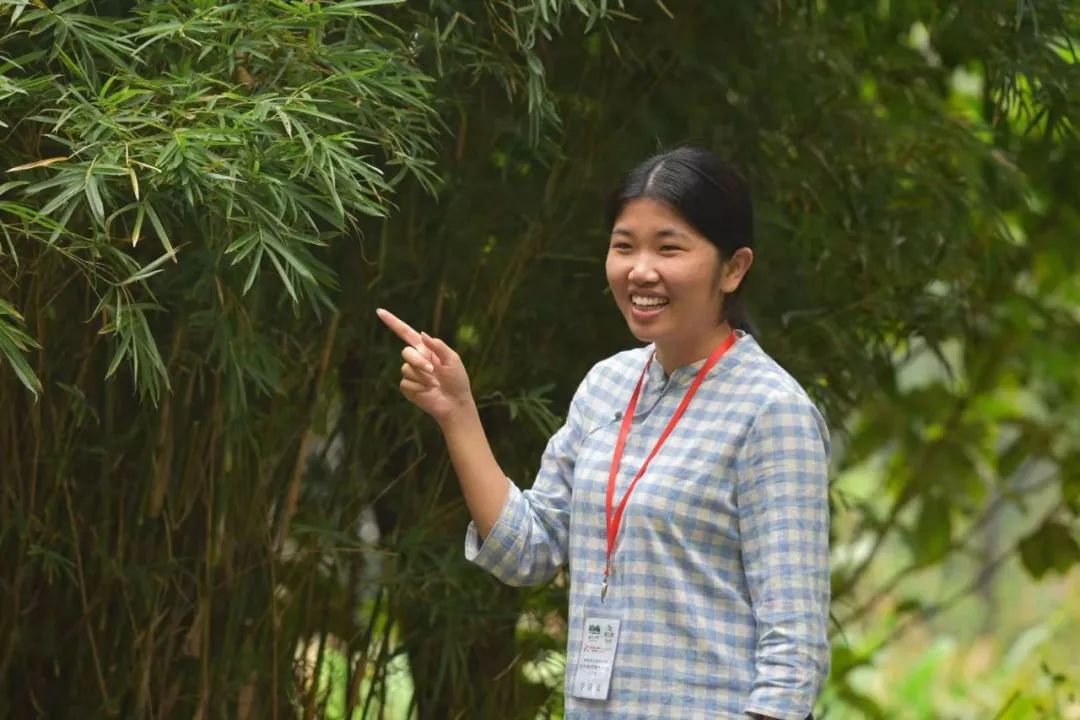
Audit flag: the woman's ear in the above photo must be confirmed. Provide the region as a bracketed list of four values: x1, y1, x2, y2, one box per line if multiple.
[719, 247, 754, 293]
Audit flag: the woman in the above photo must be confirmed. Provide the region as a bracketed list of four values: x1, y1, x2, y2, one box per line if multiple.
[377, 147, 829, 720]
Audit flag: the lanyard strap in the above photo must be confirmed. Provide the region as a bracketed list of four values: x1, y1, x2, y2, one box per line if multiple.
[602, 332, 738, 599]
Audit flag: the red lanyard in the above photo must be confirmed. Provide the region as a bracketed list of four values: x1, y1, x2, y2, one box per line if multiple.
[601, 332, 738, 602]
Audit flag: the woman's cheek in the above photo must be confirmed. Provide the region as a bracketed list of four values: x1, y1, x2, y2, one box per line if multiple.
[606, 260, 630, 291]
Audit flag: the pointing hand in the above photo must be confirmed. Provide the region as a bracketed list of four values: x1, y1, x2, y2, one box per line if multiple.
[376, 308, 475, 425]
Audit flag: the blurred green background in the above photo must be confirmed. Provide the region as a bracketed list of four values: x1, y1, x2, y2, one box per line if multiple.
[1, 1, 1078, 718]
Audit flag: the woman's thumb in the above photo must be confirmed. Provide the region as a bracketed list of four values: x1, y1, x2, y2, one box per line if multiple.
[421, 332, 455, 365]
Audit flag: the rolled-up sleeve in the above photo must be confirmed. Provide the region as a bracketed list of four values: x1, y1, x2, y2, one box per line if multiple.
[464, 377, 588, 586]
[736, 393, 831, 720]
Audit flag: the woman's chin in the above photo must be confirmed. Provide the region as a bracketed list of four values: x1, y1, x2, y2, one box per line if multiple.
[619, 305, 671, 343]
[624, 319, 665, 344]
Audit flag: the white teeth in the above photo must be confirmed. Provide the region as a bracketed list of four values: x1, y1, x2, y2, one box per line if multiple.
[631, 295, 669, 308]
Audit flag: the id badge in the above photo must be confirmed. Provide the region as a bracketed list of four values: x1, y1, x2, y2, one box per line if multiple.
[570, 615, 621, 700]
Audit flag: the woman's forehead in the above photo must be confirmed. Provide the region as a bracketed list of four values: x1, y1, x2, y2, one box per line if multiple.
[612, 198, 700, 236]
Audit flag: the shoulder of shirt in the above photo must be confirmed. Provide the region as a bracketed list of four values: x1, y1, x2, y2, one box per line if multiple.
[562, 346, 652, 429]
[571, 338, 812, 403]
[583, 345, 653, 385]
[568, 338, 825, 419]
[732, 336, 814, 403]
[735, 338, 830, 442]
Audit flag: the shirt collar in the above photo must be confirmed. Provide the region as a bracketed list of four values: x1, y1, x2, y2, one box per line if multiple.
[644, 330, 749, 388]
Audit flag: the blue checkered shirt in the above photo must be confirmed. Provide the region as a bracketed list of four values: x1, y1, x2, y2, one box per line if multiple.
[465, 333, 830, 719]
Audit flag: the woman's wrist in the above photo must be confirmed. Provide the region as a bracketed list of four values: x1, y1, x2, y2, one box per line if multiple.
[435, 395, 479, 431]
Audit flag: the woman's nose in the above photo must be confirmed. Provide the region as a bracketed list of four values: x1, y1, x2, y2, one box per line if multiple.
[628, 256, 659, 284]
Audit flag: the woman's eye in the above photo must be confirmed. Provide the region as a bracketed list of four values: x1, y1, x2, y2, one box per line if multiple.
[660, 245, 682, 253]
[611, 242, 632, 251]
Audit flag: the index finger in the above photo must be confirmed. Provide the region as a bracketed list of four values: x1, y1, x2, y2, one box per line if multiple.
[375, 308, 421, 347]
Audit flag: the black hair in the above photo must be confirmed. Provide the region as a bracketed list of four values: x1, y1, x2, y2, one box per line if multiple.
[606, 146, 756, 335]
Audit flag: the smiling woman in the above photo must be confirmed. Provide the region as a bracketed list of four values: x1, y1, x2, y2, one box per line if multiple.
[606, 147, 757, 355]
[380, 147, 829, 720]
[606, 199, 752, 375]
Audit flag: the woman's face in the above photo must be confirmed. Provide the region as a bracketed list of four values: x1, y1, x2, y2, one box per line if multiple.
[606, 198, 744, 354]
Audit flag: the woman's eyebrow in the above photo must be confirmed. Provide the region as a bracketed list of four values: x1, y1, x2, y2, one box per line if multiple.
[610, 227, 689, 240]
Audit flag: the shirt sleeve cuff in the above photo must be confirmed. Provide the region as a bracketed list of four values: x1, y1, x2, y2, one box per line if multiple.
[743, 697, 814, 720]
[464, 480, 526, 573]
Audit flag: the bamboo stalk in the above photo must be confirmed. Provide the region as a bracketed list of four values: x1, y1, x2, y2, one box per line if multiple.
[62, 475, 114, 715]
[199, 374, 223, 716]
[270, 544, 281, 720]
[151, 325, 184, 517]
[345, 587, 384, 717]
[275, 313, 340, 551]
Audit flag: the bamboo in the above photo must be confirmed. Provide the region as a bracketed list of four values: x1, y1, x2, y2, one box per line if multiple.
[1, 2, 1076, 718]
[276, 313, 340, 551]
[63, 476, 114, 715]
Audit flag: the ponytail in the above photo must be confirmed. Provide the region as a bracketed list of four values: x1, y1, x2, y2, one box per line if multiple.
[722, 291, 757, 337]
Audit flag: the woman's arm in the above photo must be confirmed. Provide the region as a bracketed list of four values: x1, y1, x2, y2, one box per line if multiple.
[378, 306, 511, 537]
[436, 398, 509, 539]
[378, 308, 580, 585]
[736, 393, 831, 720]
[377, 309, 508, 536]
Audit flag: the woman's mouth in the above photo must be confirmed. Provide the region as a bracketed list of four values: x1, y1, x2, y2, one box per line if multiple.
[630, 294, 669, 318]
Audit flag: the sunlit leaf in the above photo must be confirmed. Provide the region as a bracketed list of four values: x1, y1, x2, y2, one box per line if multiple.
[7, 156, 69, 172]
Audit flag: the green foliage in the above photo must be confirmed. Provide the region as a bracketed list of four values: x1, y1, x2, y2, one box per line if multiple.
[1019, 521, 1080, 578]
[1, 0, 1079, 718]
[0, 295, 39, 394]
[2, 0, 441, 401]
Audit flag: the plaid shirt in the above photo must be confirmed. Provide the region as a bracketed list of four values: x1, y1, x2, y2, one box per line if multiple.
[466, 333, 830, 719]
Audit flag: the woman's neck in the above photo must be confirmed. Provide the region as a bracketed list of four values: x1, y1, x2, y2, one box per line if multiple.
[654, 323, 734, 374]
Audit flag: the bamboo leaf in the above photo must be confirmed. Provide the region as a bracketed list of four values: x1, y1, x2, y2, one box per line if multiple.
[46, 201, 78, 245]
[84, 174, 105, 224]
[104, 332, 132, 379]
[275, 107, 293, 138]
[7, 156, 69, 172]
[120, 247, 184, 286]
[9, 0, 29, 25]
[38, 183, 83, 218]
[143, 202, 176, 259]
[262, 233, 315, 281]
[264, 244, 298, 302]
[0, 181, 29, 196]
[131, 203, 145, 247]
[0, 304, 42, 396]
[242, 246, 264, 294]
